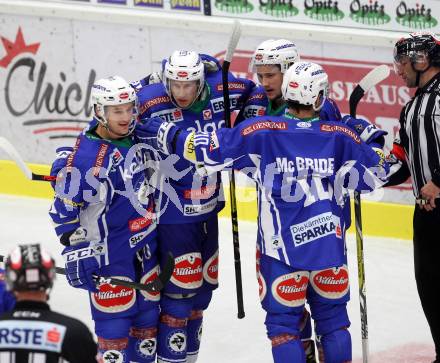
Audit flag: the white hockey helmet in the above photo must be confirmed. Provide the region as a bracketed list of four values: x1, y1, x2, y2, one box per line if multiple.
[249, 39, 300, 73]
[162, 50, 205, 108]
[281, 62, 328, 111]
[91, 75, 137, 135]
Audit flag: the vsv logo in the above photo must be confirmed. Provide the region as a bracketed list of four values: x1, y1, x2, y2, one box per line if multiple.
[0, 27, 96, 140]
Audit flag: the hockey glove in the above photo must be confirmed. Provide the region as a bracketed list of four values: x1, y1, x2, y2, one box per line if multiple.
[136, 117, 180, 155]
[50, 146, 74, 188]
[342, 115, 387, 147]
[62, 241, 100, 292]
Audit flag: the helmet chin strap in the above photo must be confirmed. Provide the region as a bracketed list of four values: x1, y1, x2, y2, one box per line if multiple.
[97, 114, 132, 138]
[412, 62, 431, 87]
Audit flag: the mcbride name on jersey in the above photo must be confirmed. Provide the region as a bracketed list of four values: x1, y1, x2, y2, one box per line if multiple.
[172, 116, 388, 270]
[136, 66, 257, 224]
[49, 123, 156, 265]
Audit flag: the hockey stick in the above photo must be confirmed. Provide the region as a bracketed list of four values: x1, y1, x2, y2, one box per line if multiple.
[222, 20, 245, 319]
[0, 136, 56, 182]
[349, 64, 390, 363]
[0, 252, 174, 293]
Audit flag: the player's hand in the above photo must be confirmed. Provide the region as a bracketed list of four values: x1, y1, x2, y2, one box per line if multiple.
[62, 241, 100, 292]
[136, 118, 179, 155]
[342, 115, 387, 147]
[420, 180, 440, 211]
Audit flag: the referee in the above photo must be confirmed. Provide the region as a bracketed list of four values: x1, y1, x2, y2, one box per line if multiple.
[387, 32, 440, 363]
[0, 244, 98, 363]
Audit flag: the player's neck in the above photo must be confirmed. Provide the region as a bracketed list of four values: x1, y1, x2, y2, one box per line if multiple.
[287, 108, 316, 120]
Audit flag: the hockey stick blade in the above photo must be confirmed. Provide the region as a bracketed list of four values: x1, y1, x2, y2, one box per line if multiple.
[349, 65, 390, 117]
[1, 252, 174, 293]
[0, 136, 56, 182]
[224, 20, 241, 64]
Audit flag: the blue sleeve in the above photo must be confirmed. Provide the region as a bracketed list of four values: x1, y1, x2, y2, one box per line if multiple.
[334, 129, 389, 193]
[235, 85, 268, 125]
[174, 123, 256, 173]
[319, 98, 342, 121]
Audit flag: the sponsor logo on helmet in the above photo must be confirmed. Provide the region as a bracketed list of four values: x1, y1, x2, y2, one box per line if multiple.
[272, 271, 309, 307]
[170, 253, 203, 289]
[91, 277, 136, 313]
[395, 2, 437, 29]
[119, 92, 129, 99]
[203, 250, 219, 285]
[255, 53, 263, 61]
[242, 121, 288, 136]
[167, 331, 187, 354]
[177, 71, 188, 78]
[304, 0, 345, 22]
[289, 81, 299, 88]
[349, 0, 391, 26]
[139, 265, 161, 301]
[310, 266, 349, 299]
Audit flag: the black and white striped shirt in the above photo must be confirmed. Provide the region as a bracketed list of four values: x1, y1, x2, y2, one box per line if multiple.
[398, 71, 440, 198]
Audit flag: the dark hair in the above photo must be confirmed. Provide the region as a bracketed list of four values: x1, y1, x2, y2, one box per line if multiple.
[286, 100, 314, 113]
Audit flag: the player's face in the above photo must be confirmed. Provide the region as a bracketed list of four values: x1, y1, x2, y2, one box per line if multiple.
[256, 65, 284, 101]
[105, 102, 135, 137]
[394, 56, 417, 87]
[170, 80, 198, 108]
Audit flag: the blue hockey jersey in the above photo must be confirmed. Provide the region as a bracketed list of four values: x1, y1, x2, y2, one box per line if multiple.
[49, 124, 156, 266]
[170, 116, 388, 270]
[0, 268, 15, 314]
[136, 67, 256, 224]
[239, 85, 342, 122]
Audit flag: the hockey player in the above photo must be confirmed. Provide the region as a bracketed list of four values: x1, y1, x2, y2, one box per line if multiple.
[49, 76, 159, 363]
[241, 39, 343, 361]
[0, 266, 15, 313]
[241, 39, 341, 123]
[0, 244, 97, 362]
[135, 50, 257, 363]
[138, 61, 388, 363]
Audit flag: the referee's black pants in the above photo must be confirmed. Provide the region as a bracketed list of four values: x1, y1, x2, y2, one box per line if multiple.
[413, 201, 440, 360]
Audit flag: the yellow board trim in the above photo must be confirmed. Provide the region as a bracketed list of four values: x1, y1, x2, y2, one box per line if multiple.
[0, 160, 414, 240]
